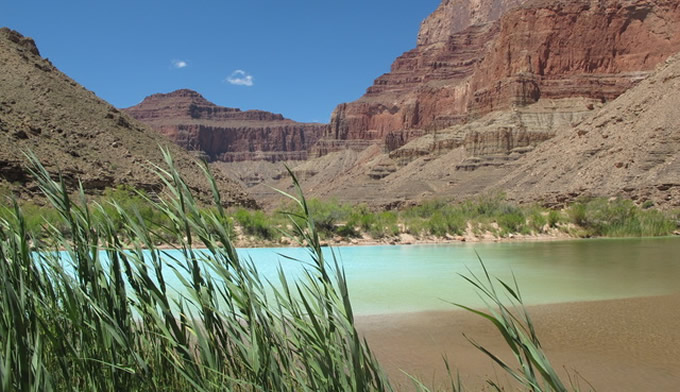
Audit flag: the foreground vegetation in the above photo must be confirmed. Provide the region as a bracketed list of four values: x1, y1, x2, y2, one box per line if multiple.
[1, 151, 583, 391]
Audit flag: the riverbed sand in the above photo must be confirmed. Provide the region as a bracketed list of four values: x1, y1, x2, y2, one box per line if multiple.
[356, 294, 680, 391]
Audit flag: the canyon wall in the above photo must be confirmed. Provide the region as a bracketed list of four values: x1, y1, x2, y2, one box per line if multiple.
[317, 0, 680, 164]
[124, 89, 326, 162]
[496, 52, 680, 207]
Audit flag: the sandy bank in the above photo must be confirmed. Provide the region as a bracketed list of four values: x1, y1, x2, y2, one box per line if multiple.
[356, 294, 680, 391]
[231, 231, 576, 249]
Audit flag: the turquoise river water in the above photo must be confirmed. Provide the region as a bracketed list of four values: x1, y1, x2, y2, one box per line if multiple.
[52, 237, 680, 316]
[178, 236, 680, 316]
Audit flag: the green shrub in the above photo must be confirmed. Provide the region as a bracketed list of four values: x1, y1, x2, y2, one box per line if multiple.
[233, 208, 278, 240]
[528, 209, 548, 233]
[568, 202, 589, 228]
[370, 211, 400, 238]
[548, 210, 562, 228]
[347, 207, 400, 239]
[424, 210, 465, 236]
[335, 224, 360, 238]
[492, 205, 525, 235]
[306, 198, 353, 237]
[567, 198, 676, 237]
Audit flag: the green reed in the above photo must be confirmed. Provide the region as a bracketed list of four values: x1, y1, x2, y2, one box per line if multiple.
[0, 149, 586, 391]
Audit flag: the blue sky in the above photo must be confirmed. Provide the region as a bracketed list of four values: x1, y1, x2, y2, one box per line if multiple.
[2, 0, 441, 123]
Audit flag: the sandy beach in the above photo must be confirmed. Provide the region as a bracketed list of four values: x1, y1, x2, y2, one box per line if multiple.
[356, 294, 680, 391]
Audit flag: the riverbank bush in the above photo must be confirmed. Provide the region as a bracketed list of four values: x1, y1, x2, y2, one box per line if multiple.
[4, 188, 678, 244]
[567, 198, 677, 237]
[233, 207, 279, 240]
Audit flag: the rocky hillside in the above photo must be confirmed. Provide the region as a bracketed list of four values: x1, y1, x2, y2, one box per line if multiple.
[0, 28, 254, 207]
[496, 53, 680, 208]
[124, 90, 326, 162]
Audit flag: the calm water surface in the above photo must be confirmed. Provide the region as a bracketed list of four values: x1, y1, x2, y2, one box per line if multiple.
[61, 237, 678, 316]
[229, 237, 680, 315]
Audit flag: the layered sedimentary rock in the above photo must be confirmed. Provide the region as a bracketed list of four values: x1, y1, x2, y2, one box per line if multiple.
[468, 0, 680, 116]
[124, 90, 326, 162]
[316, 0, 526, 154]
[320, 21, 501, 149]
[236, 0, 680, 208]
[0, 28, 254, 207]
[497, 53, 680, 207]
[316, 0, 680, 167]
[389, 97, 600, 169]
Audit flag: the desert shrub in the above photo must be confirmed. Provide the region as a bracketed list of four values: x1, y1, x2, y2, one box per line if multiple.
[460, 193, 511, 218]
[496, 208, 527, 235]
[233, 207, 278, 240]
[335, 224, 360, 238]
[568, 198, 676, 237]
[568, 202, 589, 228]
[0, 202, 69, 236]
[401, 199, 449, 220]
[424, 210, 466, 237]
[306, 198, 353, 237]
[527, 208, 548, 233]
[372, 211, 400, 238]
[548, 210, 562, 228]
[348, 207, 399, 238]
[347, 204, 373, 232]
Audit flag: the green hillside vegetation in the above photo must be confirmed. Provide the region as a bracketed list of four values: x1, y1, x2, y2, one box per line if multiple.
[228, 196, 680, 242]
[4, 186, 677, 246]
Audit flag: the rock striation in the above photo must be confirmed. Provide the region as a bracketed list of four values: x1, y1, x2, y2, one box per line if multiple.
[497, 52, 680, 208]
[124, 90, 326, 162]
[0, 28, 254, 207]
[315, 0, 680, 167]
[468, 0, 680, 117]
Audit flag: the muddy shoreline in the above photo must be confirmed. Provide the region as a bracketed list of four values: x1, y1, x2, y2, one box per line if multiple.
[356, 294, 680, 391]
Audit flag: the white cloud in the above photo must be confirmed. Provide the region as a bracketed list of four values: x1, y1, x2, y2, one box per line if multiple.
[226, 69, 254, 86]
[171, 59, 188, 69]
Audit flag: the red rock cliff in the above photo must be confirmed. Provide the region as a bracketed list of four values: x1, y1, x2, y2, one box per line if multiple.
[318, 0, 680, 155]
[124, 89, 326, 162]
[469, 0, 680, 117]
[319, 0, 527, 152]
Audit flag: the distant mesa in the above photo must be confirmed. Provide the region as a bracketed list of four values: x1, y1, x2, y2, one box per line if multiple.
[0, 27, 254, 207]
[123, 90, 327, 163]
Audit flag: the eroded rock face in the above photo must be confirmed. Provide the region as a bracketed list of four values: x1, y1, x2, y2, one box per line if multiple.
[496, 52, 680, 208]
[124, 90, 326, 162]
[468, 0, 680, 117]
[322, 21, 502, 147]
[417, 0, 527, 46]
[316, 0, 680, 164]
